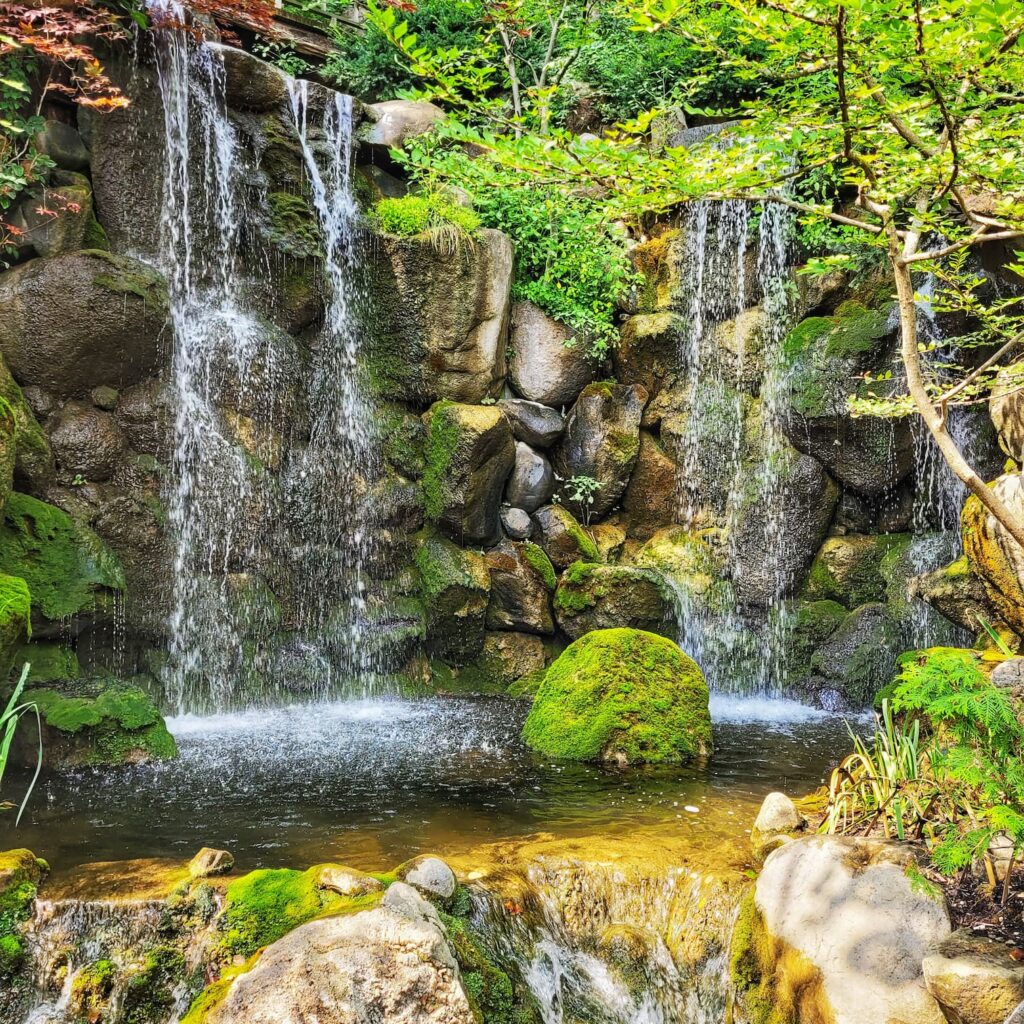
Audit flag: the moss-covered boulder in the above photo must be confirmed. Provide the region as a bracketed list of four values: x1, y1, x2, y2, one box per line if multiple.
[530, 503, 600, 570]
[422, 401, 515, 546]
[0, 492, 125, 629]
[415, 534, 490, 664]
[990, 361, 1024, 462]
[613, 311, 684, 419]
[0, 575, 31, 683]
[15, 680, 177, 768]
[773, 599, 849, 685]
[554, 562, 674, 640]
[910, 553, 1013, 640]
[552, 382, 647, 520]
[0, 250, 169, 399]
[802, 533, 912, 609]
[0, 354, 54, 492]
[777, 299, 913, 497]
[522, 628, 712, 765]
[485, 541, 555, 635]
[0, 848, 47, 982]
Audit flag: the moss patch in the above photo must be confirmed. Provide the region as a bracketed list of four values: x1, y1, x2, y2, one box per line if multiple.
[16, 642, 79, 685]
[0, 849, 46, 978]
[522, 542, 557, 591]
[522, 628, 712, 764]
[265, 191, 322, 259]
[0, 575, 30, 682]
[801, 534, 912, 609]
[0, 493, 124, 622]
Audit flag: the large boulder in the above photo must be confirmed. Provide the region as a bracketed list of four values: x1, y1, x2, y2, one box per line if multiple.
[530, 504, 600, 570]
[522, 628, 712, 765]
[0, 356, 54, 492]
[923, 930, 1024, 1024]
[554, 562, 673, 640]
[12, 179, 101, 258]
[504, 442, 553, 513]
[362, 100, 444, 149]
[366, 230, 513, 404]
[552, 382, 646, 520]
[809, 602, 901, 706]
[991, 362, 1024, 462]
[802, 533, 912, 609]
[47, 401, 127, 483]
[485, 541, 555, 635]
[210, 44, 288, 111]
[777, 299, 913, 496]
[422, 402, 515, 546]
[732, 836, 950, 1024]
[415, 534, 490, 664]
[0, 251, 169, 398]
[507, 301, 596, 406]
[910, 554, 1007, 637]
[961, 472, 1024, 637]
[196, 883, 476, 1024]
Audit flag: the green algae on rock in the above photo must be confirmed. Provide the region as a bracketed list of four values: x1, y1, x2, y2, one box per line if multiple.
[522, 628, 712, 765]
[0, 574, 31, 681]
[0, 849, 47, 979]
[0, 492, 125, 623]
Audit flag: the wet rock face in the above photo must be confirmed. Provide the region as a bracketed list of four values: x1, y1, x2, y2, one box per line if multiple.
[362, 99, 445, 149]
[613, 311, 684, 418]
[622, 431, 677, 540]
[504, 442, 554, 514]
[738, 836, 950, 1024]
[48, 402, 127, 483]
[0, 252, 169, 399]
[552, 382, 646, 520]
[201, 883, 476, 1024]
[211, 44, 288, 111]
[507, 301, 596, 406]
[497, 399, 564, 448]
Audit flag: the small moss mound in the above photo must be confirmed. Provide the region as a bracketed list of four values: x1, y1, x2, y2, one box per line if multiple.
[522, 542, 557, 591]
[522, 628, 712, 764]
[0, 493, 125, 622]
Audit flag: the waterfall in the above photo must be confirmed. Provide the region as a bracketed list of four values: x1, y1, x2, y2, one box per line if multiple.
[145, 10, 385, 711]
[667, 199, 795, 695]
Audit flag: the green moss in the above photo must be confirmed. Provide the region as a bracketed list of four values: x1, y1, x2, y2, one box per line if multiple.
[380, 403, 426, 479]
[25, 682, 177, 766]
[507, 667, 547, 698]
[0, 849, 45, 978]
[422, 401, 459, 523]
[0, 575, 30, 680]
[179, 957, 258, 1024]
[553, 561, 601, 614]
[121, 945, 188, 1024]
[778, 600, 848, 682]
[266, 191, 322, 259]
[802, 534, 912, 609]
[522, 628, 712, 764]
[522, 543, 557, 591]
[16, 642, 79, 684]
[82, 214, 110, 251]
[415, 533, 490, 601]
[87, 250, 169, 305]
[71, 958, 117, 1016]
[0, 493, 125, 622]
[425, 659, 506, 696]
[373, 193, 481, 239]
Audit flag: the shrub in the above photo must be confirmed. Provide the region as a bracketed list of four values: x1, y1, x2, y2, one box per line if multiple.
[372, 193, 480, 252]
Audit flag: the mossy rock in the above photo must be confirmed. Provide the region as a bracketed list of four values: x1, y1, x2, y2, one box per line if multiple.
[16, 642, 80, 685]
[0, 575, 30, 684]
[802, 533, 912, 609]
[0, 492, 125, 624]
[774, 599, 849, 684]
[522, 628, 712, 765]
[264, 190, 322, 259]
[553, 562, 673, 640]
[18, 680, 177, 768]
[0, 356, 53, 492]
[0, 849, 47, 979]
[809, 602, 902, 705]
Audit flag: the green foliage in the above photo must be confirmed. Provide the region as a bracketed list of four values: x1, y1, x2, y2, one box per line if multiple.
[554, 474, 603, 526]
[372, 192, 480, 251]
[1, 664, 39, 824]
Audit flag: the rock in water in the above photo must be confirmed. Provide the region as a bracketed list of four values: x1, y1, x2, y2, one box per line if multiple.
[189, 848, 234, 879]
[522, 628, 712, 765]
[399, 856, 457, 900]
[734, 835, 950, 1024]
[198, 883, 475, 1024]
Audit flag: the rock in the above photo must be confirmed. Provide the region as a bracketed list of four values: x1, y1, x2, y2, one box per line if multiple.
[962, 472, 1024, 636]
[552, 382, 647, 519]
[777, 300, 914, 496]
[0, 849, 46, 982]
[399, 856, 457, 900]
[477, 631, 545, 687]
[91, 386, 119, 411]
[734, 836, 950, 1024]
[504, 442, 553, 513]
[810, 602, 901, 706]
[923, 930, 1024, 1024]
[774, 598, 849, 685]
[729, 445, 839, 608]
[0, 492, 124, 628]
[0, 356, 54, 492]
[211, 44, 287, 111]
[522, 628, 712, 765]
[507, 301, 596, 406]
[591, 523, 626, 563]
[497, 399, 564, 448]
[991, 362, 1024, 462]
[707, 306, 773, 396]
[189, 848, 234, 879]
[625, 231, 684, 314]
[14, 182, 98, 258]
[363, 99, 444, 149]
[622, 431, 677, 539]
[0, 252, 169, 398]
[47, 401, 127, 482]
[316, 865, 385, 897]
[531, 504, 599, 570]
[911, 554, 1006, 637]
[423, 402, 515, 545]
[200, 885, 475, 1024]
[802, 533, 912, 609]
[554, 563, 673, 640]
[753, 792, 802, 835]
[33, 119, 90, 170]
[0, 576, 31, 681]
[992, 658, 1024, 689]
[366, 230, 512, 404]
[416, 534, 490, 664]
[613, 311, 684, 416]
[500, 506, 532, 540]
[484, 541, 555, 635]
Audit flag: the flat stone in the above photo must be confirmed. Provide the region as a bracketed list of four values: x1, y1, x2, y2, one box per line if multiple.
[992, 658, 1024, 689]
[188, 847, 234, 879]
[923, 929, 1024, 1024]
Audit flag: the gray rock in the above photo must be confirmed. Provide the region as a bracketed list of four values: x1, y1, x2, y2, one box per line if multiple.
[485, 541, 555, 635]
[753, 792, 802, 835]
[553, 382, 646, 519]
[91, 386, 119, 411]
[33, 119, 90, 171]
[211, 44, 288, 111]
[202, 887, 474, 1024]
[479, 631, 545, 686]
[505, 442, 553, 513]
[0, 251, 169, 398]
[992, 658, 1024, 689]
[508, 301, 596, 406]
[48, 402, 127, 482]
[500, 506, 533, 540]
[400, 856, 457, 900]
[923, 929, 1024, 1024]
[12, 181, 97, 258]
[991, 362, 1024, 462]
[753, 836, 950, 1024]
[810, 603, 901, 706]
[316, 865, 385, 897]
[497, 399, 564, 448]
[188, 847, 234, 879]
[363, 100, 444, 149]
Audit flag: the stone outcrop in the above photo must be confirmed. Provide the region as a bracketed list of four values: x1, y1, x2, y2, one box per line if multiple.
[554, 563, 673, 639]
[416, 534, 490, 664]
[485, 541, 556, 635]
[507, 301, 595, 406]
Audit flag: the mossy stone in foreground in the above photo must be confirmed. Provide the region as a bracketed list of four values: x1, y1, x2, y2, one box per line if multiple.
[0, 849, 47, 979]
[522, 628, 712, 765]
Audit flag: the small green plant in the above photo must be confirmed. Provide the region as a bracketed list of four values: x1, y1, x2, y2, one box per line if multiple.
[555, 474, 603, 525]
[251, 40, 311, 78]
[372, 193, 480, 254]
[1, 664, 41, 824]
